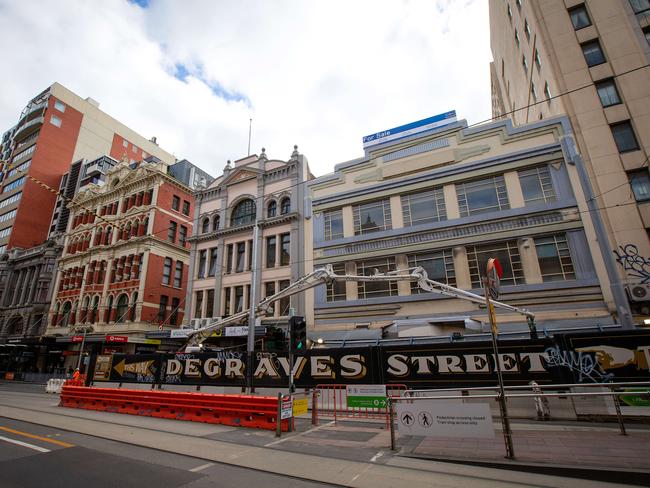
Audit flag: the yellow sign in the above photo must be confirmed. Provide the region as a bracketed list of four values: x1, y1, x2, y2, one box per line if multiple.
[143, 339, 161, 345]
[293, 398, 309, 417]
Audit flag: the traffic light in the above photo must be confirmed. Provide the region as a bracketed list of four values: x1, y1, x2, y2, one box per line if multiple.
[289, 316, 306, 350]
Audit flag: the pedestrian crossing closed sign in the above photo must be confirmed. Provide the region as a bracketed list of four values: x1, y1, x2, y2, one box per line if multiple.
[396, 401, 494, 438]
[346, 385, 387, 408]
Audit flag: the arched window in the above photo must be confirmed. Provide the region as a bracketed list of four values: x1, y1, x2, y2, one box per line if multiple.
[202, 218, 210, 233]
[104, 227, 112, 245]
[267, 201, 277, 218]
[8, 317, 24, 336]
[115, 294, 129, 323]
[212, 215, 220, 231]
[90, 296, 100, 323]
[130, 292, 138, 321]
[231, 199, 256, 226]
[131, 220, 139, 238]
[105, 295, 113, 323]
[280, 197, 291, 215]
[61, 301, 72, 327]
[82, 296, 90, 323]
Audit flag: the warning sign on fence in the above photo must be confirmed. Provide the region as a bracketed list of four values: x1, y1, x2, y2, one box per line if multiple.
[396, 401, 494, 438]
[281, 397, 293, 419]
[293, 398, 308, 417]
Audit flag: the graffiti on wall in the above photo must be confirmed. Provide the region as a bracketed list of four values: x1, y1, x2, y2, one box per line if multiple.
[614, 244, 650, 283]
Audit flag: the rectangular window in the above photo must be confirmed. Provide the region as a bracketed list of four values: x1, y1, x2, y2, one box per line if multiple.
[3, 177, 25, 193]
[223, 288, 231, 317]
[534, 49, 541, 69]
[158, 295, 168, 322]
[226, 244, 234, 273]
[265, 281, 276, 298]
[326, 263, 347, 301]
[0, 227, 11, 239]
[0, 209, 17, 223]
[611, 121, 640, 153]
[234, 286, 244, 313]
[467, 241, 524, 287]
[407, 251, 456, 293]
[507, 3, 512, 19]
[524, 19, 531, 40]
[54, 100, 65, 112]
[206, 289, 214, 318]
[122, 139, 129, 148]
[519, 166, 556, 205]
[595, 79, 621, 107]
[50, 115, 62, 128]
[280, 233, 290, 265]
[522, 55, 528, 73]
[266, 236, 276, 268]
[629, 170, 650, 202]
[197, 250, 207, 278]
[195, 290, 204, 318]
[247, 239, 253, 270]
[514, 29, 520, 47]
[401, 187, 447, 227]
[456, 175, 510, 217]
[644, 26, 650, 45]
[278, 280, 290, 315]
[581, 39, 606, 66]
[324, 209, 344, 240]
[7, 159, 31, 178]
[208, 247, 218, 277]
[353, 199, 392, 235]
[531, 81, 537, 101]
[172, 195, 180, 211]
[629, 0, 650, 14]
[179, 225, 187, 246]
[0, 192, 21, 209]
[535, 234, 576, 282]
[236, 242, 246, 272]
[357, 258, 398, 299]
[170, 297, 179, 325]
[174, 261, 183, 287]
[544, 82, 552, 102]
[569, 4, 591, 29]
[162, 257, 172, 285]
[168, 221, 177, 242]
[182, 200, 190, 216]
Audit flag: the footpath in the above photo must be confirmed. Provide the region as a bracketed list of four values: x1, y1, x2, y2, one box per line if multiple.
[0, 382, 648, 487]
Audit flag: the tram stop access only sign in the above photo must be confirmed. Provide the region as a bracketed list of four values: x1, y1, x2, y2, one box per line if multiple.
[346, 385, 387, 408]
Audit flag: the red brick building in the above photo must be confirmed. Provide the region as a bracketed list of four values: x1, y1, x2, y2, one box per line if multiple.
[0, 82, 176, 255]
[46, 157, 194, 354]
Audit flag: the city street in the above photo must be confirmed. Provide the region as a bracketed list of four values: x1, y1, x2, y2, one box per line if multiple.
[0, 381, 646, 488]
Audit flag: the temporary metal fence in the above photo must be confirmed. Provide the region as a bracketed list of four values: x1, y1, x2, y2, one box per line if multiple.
[313, 383, 408, 426]
[388, 381, 650, 458]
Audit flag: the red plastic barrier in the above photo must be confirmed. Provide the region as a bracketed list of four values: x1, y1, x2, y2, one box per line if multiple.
[59, 385, 288, 431]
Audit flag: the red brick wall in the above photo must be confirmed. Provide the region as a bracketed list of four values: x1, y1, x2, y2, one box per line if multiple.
[109, 134, 147, 162]
[8, 97, 83, 249]
[142, 253, 187, 325]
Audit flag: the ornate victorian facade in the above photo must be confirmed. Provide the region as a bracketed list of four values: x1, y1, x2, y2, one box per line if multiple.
[46, 157, 195, 355]
[182, 147, 312, 343]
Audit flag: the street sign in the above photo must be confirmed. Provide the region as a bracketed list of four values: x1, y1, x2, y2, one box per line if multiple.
[281, 396, 293, 419]
[346, 385, 387, 408]
[396, 401, 494, 438]
[293, 398, 309, 417]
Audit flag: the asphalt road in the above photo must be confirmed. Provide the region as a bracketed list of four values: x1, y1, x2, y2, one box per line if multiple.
[0, 416, 336, 488]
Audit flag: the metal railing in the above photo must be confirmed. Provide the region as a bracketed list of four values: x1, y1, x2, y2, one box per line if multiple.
[388, 381, 650, 457]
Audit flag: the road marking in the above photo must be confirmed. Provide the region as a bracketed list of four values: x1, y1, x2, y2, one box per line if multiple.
[0, 435, 51, 453]
[264, 420, 335, 447]
[0, 426, 75, 448]
[370, 451, 384, 463]
[189, 462, 215, 473]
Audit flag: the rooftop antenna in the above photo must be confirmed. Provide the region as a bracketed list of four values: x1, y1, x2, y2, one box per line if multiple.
[247, 118, 252, 156]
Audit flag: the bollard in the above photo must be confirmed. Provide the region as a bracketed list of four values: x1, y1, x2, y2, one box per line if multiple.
[276, 392, 282, 438]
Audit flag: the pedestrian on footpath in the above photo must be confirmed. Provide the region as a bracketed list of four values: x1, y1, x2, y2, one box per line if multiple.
[530, 381, 550, 421]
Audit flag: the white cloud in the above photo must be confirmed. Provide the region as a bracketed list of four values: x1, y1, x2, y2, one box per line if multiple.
[0, 0, 492, 178]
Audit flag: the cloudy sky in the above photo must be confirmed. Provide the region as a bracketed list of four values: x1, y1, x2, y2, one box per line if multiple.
[0, 0, 492, 178]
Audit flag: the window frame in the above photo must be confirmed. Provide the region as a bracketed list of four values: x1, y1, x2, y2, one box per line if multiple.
[401, 187, 447, 227]
[324, 209, 344, 240]
[568, 4, 591, 30]
[280, 233, 290, 266]
[535, 234, 576, 282]
[353, 199, 392, 235]
[581, 39, 606, 67]
[162, 258, 172, 285]
[173, 261, 183, 288]
[171, 195, 180, 211]
[356, 257, 398, 299]
[595, 78, 622, 107]
[518, 165, 557, 205]
[610, 121, 640, 153]
[628, 170, 650, 202]
[456, 175, 510, 217]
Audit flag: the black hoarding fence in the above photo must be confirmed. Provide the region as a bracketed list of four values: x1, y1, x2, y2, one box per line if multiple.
[91, 330, 650, 389]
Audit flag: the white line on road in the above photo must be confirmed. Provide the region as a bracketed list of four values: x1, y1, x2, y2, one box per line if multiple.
[264, 421, 335, 447]
[189, 462, 215, 472]
[0, 435, 50, 453]
[370, 451, 384, 463]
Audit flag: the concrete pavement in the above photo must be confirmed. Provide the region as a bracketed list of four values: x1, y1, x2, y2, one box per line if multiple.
[0, 382, 645, 487]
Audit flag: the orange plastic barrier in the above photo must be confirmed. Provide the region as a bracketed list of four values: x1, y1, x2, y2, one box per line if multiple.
[59, 385, 288, 431]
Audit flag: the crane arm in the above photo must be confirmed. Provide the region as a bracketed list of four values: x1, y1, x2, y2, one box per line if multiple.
[181, 265, 534, 351]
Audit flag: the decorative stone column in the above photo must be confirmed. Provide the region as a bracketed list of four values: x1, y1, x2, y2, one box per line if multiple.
[518, 237, 543, 284]
[452, 246, 472, 290]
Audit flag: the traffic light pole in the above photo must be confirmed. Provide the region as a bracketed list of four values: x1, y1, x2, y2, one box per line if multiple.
[288, 319, 295, 394]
